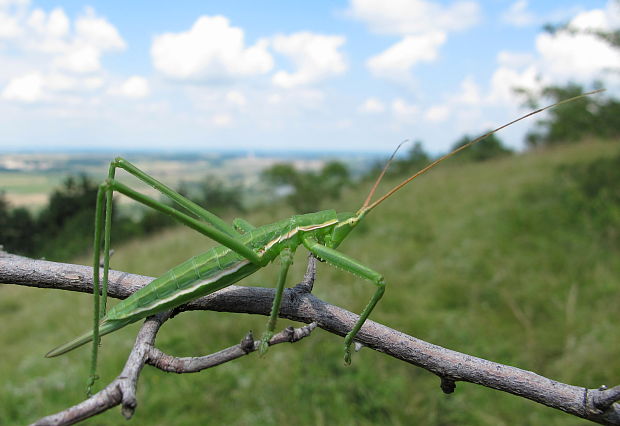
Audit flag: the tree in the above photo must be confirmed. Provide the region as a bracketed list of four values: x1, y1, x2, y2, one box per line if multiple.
[521, 83, 620, 147]
[0, 192, 36, 256]
[36, 174, 100, 261]
[178, 175, 245, 214]
[263, 161, 350, 213]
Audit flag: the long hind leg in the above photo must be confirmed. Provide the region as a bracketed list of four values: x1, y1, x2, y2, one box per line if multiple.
[87, 163, 263, 394]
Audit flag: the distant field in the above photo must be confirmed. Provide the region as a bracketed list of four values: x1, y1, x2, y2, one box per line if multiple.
[0, 151, 376, 210]
[3, 140, 618, 425]
[0, 172, 64, 207]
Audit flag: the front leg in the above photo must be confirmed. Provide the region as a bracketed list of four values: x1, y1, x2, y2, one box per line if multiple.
[301, 235, 385, 365]
[259, 247, 294, 355]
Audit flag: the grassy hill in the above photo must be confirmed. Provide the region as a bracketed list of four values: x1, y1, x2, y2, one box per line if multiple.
[2, 140, 619, 425]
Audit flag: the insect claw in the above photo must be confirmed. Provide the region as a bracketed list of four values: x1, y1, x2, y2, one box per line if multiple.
[86, 374, 99, 397]
[258, 331, 273, 356]
[344, 344, 352, 366]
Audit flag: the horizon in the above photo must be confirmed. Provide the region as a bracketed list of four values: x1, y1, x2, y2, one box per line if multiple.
[0, 146, 389, 156]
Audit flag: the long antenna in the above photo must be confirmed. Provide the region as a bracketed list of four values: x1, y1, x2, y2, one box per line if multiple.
[360, 88, 605, 214]
[361, 140, 408, 209]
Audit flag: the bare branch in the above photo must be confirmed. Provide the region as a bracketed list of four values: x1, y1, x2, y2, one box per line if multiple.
[31, 311, 168, 426]
[1, 251, 618, 425]
[31, 306, 318, 425]
[147, 322, 318, 374]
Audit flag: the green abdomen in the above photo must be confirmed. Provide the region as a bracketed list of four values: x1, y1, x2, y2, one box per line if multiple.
[106, 247, 260, 321]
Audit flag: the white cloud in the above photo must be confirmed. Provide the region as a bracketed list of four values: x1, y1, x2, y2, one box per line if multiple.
[425, 68, 538, 124]
[347, 0, 480, 35]
[536, 30, 620, 81]
[0, 0, 29, 8]
[74, 7, 124, 51]
[571, 8, 611, 31]
[267, 93, 282, 105]
[43, 7, 125, 75]
[607, 0, 620, 28]
[492, 2, 620, 95]
[358, 97, 385, 113]
[352, 0, 480, 88]
[0, 0, 27, 39]
[2, 72, 44, 102]
[46, 73, 102, 92]
[0, 3, 127, 106]
[211, 113, 233, 127]
[1, 70, 104, 103]
[425, 105, 450, 122]
[151, 15, 273, 82]
[392, 98, 419, 119]
[225, 90, 247, 107]
[501, 0, 536, 27]
[413, 76, 483, 126]
[366, 31, 446, 83]
[271, 32, 347, 88]
[453, 1, 620, 114]
[536, 2, 620, 81]
[336, 119, 352, 129]
[0, 13, 22, 39]
[54, 45, 101, 73]
[264, 88, 326, 109]
[82, 76, 104, 90]
[26, 7, 69, 39]
[487, 65, 541, 103]
[12, 6, 125, 73]
[110, 76, 150, 99]
[453, 75, 483, 105]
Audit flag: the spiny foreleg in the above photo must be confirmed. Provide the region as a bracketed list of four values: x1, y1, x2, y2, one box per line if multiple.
[301, 235, 385, 365]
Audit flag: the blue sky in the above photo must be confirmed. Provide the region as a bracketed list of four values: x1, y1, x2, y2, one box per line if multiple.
[0, 0, 618, 153]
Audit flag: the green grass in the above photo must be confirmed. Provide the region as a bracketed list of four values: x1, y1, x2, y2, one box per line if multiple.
[2, 141, 619, 425]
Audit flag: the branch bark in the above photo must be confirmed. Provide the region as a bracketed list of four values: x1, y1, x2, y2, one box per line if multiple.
[1, 251, 619, 425]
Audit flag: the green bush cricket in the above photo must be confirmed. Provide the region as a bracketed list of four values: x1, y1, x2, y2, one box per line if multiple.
[45, 90, 602, 395]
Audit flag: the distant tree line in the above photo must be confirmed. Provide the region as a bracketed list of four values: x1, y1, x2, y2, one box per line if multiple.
[0, 174, 244, 261]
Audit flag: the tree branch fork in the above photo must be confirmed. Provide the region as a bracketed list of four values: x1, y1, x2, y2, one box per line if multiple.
[0, 251, 618, 425]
